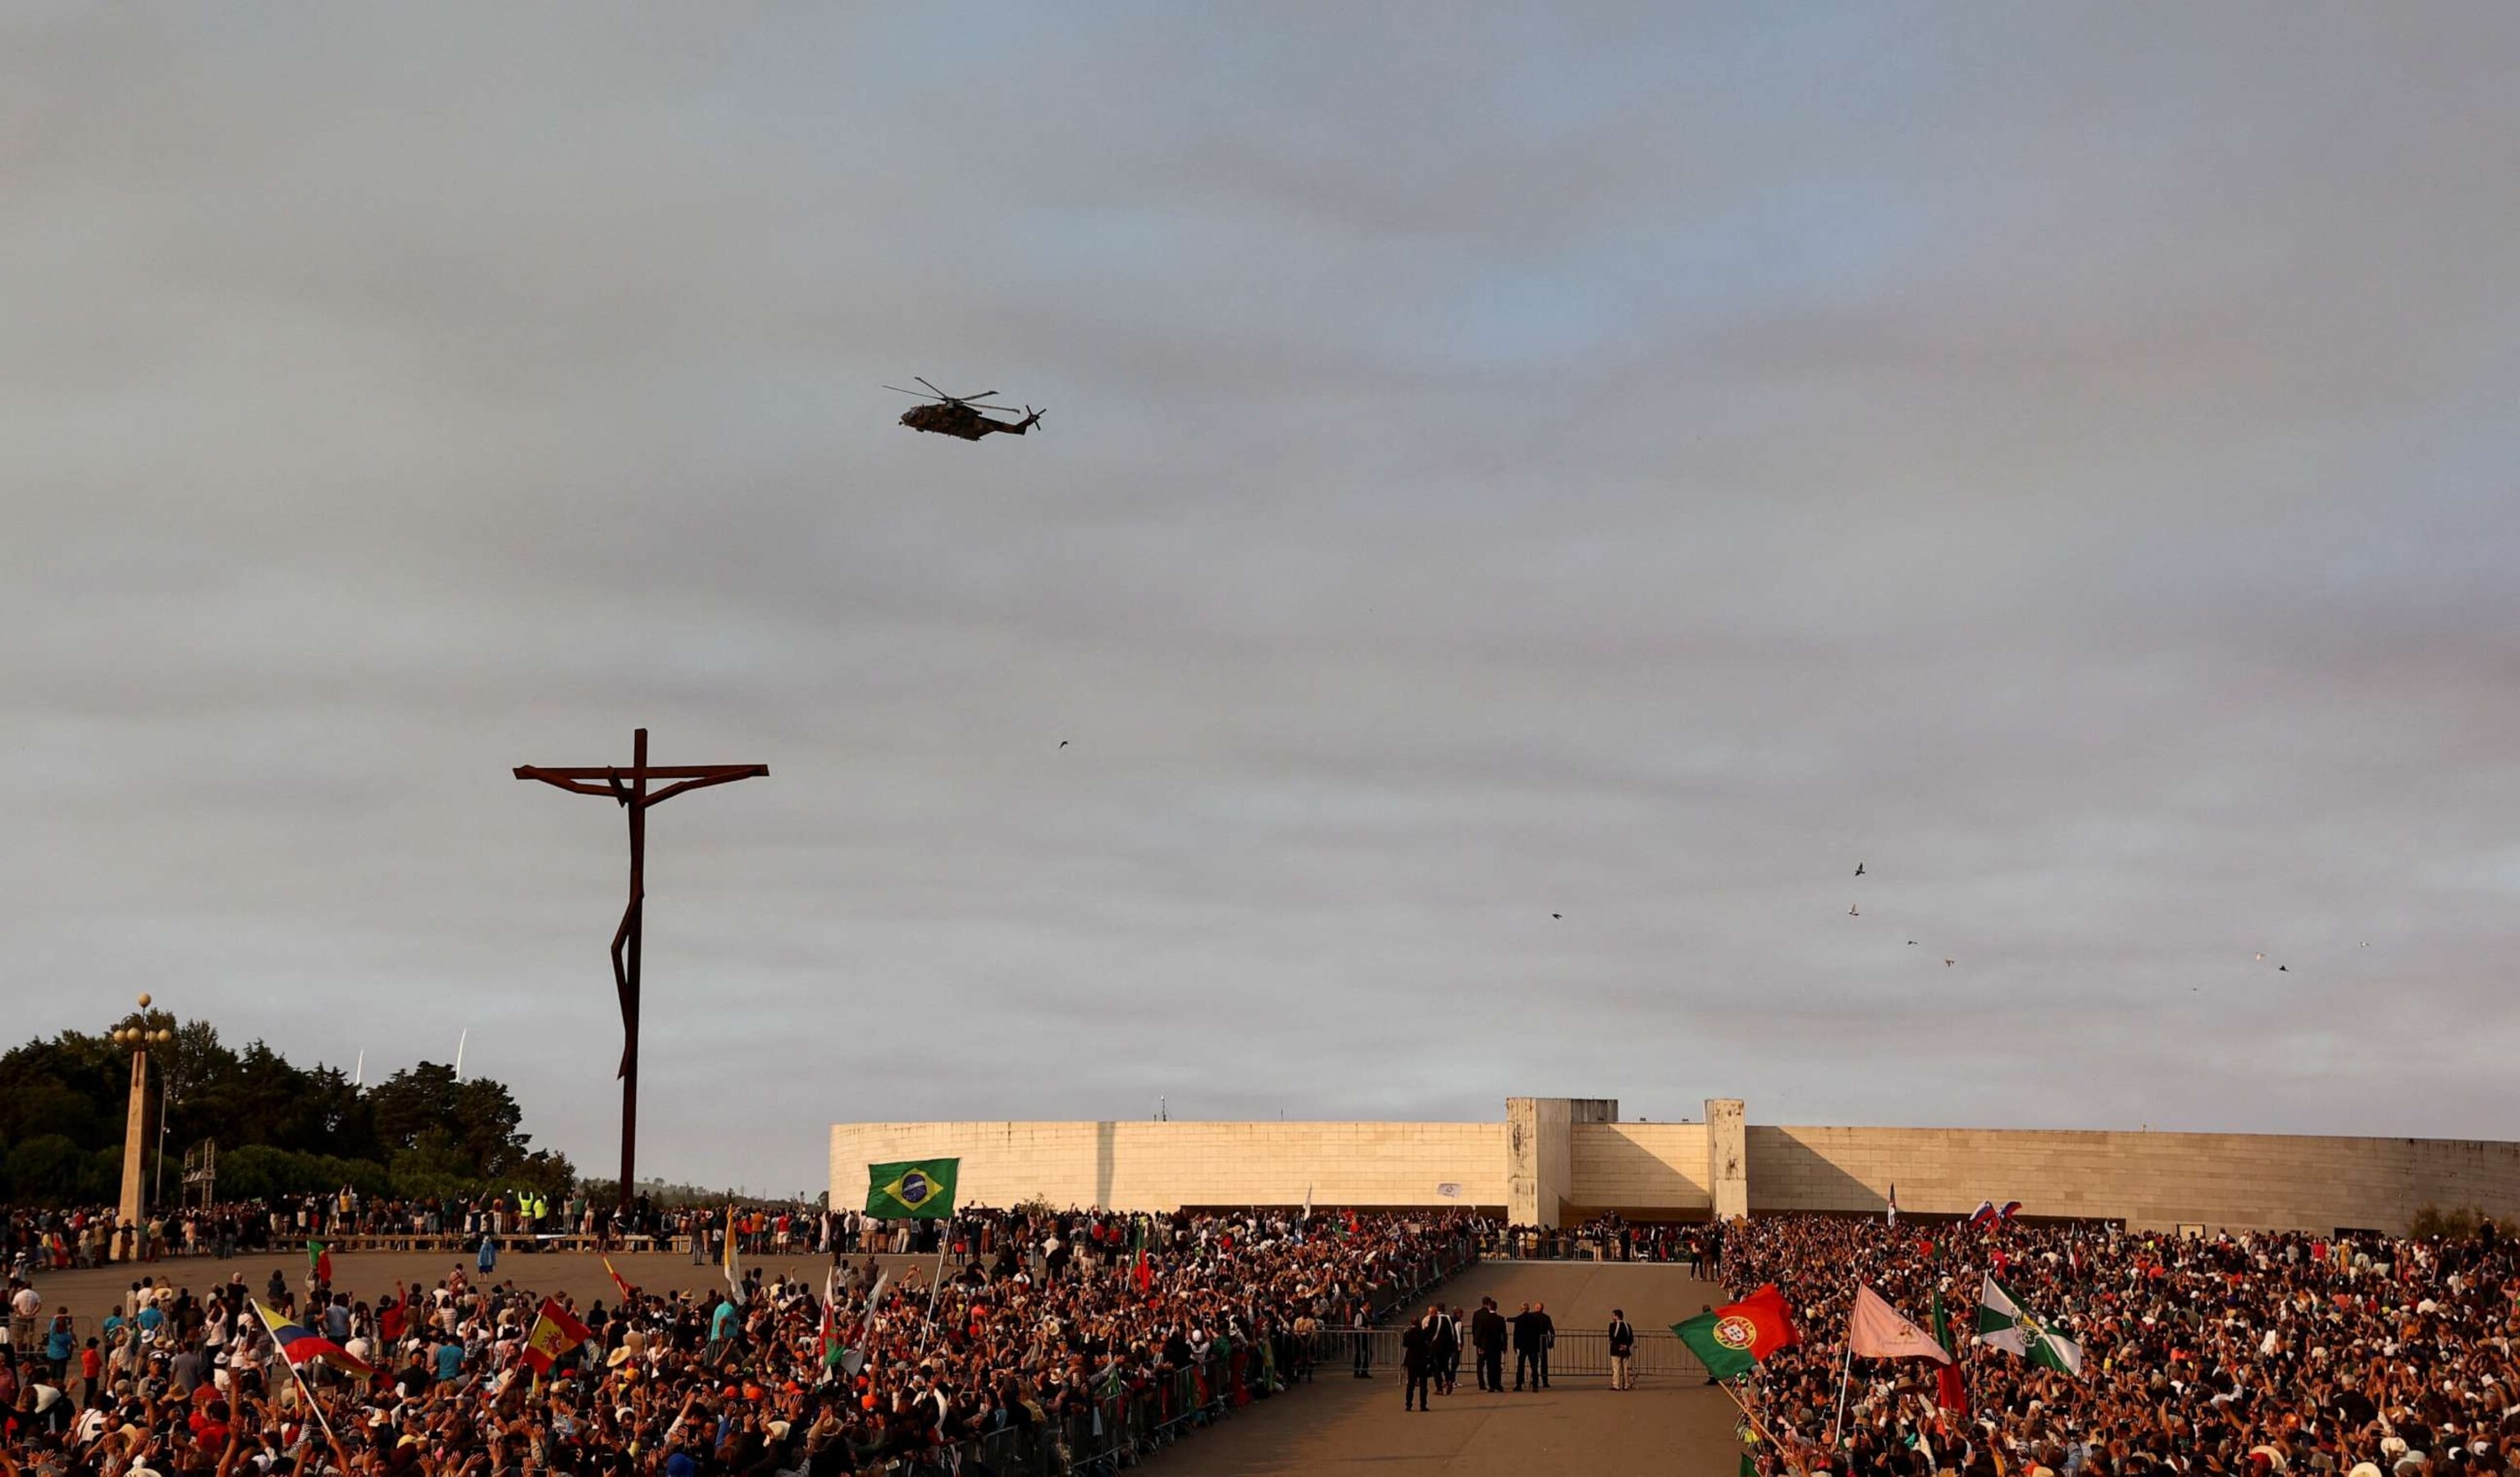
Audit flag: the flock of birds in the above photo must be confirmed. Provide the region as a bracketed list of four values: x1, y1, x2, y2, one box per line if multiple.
[1843, 862, 1956, 967]
[1051, 736, 2376, 981]
[1535, 857, 2376, 985]
[1839, 860, 2370, 985]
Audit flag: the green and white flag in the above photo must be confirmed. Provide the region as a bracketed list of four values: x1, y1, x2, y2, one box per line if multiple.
[1975, 1274, 2082, 1374]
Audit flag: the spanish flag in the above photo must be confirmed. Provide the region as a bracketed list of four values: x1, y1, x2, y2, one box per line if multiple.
[256, 1301, 372, 1377]
[521, 1297, 594, 1375]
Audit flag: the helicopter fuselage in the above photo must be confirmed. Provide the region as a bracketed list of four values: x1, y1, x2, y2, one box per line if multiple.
[901, 402, 1035, 440]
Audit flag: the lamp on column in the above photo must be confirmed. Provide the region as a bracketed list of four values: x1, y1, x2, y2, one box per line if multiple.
[107, 994, 176, 1262]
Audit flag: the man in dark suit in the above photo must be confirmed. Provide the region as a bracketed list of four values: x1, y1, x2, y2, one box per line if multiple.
[1608, 1307, 1637, 1391]
[1509, 1301, 1546, 1391]
[1469, 1297, 1508, 1392]
[1401, 1306, 1437, 1411]
[1431, 1305, 1460, 1395]
[1533, 1301, 1557, 1388]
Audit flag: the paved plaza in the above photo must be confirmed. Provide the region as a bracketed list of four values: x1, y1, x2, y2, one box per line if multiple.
[1142, 1261, 1741, 1477]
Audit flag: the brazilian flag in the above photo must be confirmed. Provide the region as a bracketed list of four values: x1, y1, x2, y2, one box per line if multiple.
[865, 1158, 960, 1220]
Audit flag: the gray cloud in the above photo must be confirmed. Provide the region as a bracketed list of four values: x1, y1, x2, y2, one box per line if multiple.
[5, 3, 2518, 1196]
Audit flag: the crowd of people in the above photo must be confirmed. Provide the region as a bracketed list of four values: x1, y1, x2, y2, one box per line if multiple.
[20, 1195, 2510, 1477]
[1722, 1215, 2518, 1477]
[0, 1205, 1477, 1477]
[2, 1197, 856, 1275]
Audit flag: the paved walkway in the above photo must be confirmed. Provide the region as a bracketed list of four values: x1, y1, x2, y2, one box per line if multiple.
[11, 1247, 868, 1324]
[1144, 1261, 1743, 1477]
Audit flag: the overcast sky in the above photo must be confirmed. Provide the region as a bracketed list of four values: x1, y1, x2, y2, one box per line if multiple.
[6, 4, 2518, 1197]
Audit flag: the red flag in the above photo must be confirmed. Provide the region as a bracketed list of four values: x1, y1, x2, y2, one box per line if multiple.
[521, 1298, 594, 1375]
[1131, 1251, 1153, 1293]
[602, 1256, 638, 1304]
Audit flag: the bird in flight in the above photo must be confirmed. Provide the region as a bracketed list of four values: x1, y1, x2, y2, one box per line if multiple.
[1058, 740, 1068, 749]
[1943, 958, 1955, 967]
[2254, 952, 2264, 961]
[1848, 904, 1860, 917]
[2278, 964, 2289, 972]
[1854, 862, 1865, 877]
[1551, 912, 1562, 920]
[1906, 940, 1917, 946]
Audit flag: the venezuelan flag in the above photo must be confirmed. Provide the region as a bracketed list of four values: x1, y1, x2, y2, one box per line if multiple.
[256, 1301, 372, 1376]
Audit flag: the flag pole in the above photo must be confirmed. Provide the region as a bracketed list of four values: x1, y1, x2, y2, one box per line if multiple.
[914, 1218, 949, 1356]
[1715, 1376, 1810, 1477]
[1829, 1342, 1853, 1448]
[249, 1299, 344, 1450]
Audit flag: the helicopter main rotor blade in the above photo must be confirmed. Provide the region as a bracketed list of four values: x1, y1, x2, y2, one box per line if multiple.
[884, 386, 939, 398]
[915, 377, 949, 399]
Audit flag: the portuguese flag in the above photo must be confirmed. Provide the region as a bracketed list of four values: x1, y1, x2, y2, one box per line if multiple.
[1673, 1283, 1798, 1380]
[308, 1240, 332, 1287]
[1932, 1288, 1969, 1414]
[865, 1158, 961, 1220]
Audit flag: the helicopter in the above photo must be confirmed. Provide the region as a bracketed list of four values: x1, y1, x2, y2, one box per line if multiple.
[887, 377, 1045, 441]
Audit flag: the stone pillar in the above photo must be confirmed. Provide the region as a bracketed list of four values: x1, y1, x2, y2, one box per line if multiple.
[115, 1047, 148, 1258]
[1706, 1097, 1747, 1220]
[1505, 1097, 1576, 1228]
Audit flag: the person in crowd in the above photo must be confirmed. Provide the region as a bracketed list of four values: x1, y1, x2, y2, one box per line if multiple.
[1607, 1306, 1636, 1392]
[1509, 1301, 1546, 1391]
[1402, 1306, 1437, 1411]
[1436, 1302, 1464, 1394]
[1470, 1296, 1508, 1392]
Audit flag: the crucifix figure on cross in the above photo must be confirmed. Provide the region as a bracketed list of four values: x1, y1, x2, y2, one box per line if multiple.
[515, 728, 766, 1209]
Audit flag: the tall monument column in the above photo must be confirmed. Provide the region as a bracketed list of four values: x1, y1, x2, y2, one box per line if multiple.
[108, 995, 172, 1261]
[1706, 1097, 1748, 1220]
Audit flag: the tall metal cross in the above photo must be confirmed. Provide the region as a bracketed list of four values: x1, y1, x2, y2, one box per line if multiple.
[515, 728, 766, 1209]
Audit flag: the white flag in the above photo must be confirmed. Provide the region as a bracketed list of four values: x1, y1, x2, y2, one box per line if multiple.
[1846, 1284, 1952, 1364]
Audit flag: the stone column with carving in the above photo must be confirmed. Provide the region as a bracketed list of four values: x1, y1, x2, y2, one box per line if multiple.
[1705, 1097, 1747, 1220]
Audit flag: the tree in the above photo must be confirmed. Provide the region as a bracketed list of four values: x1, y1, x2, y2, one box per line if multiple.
[8, 1135, 107, 1203]
[0, 1020, 564, 1205]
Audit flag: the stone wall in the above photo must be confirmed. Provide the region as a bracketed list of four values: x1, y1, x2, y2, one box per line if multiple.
[832, 1105, 2520, 1232]
[1747, 1125, 2520, 1232]
[1565, 1121, 1712, 1216]
[829, 1121, 1507, 1214]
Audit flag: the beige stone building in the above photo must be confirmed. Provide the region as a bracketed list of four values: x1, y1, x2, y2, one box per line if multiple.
[833, 1098, 2520, 1233]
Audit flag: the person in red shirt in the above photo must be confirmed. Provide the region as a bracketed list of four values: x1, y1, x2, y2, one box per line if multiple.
[77, 1340, 101, 1410]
